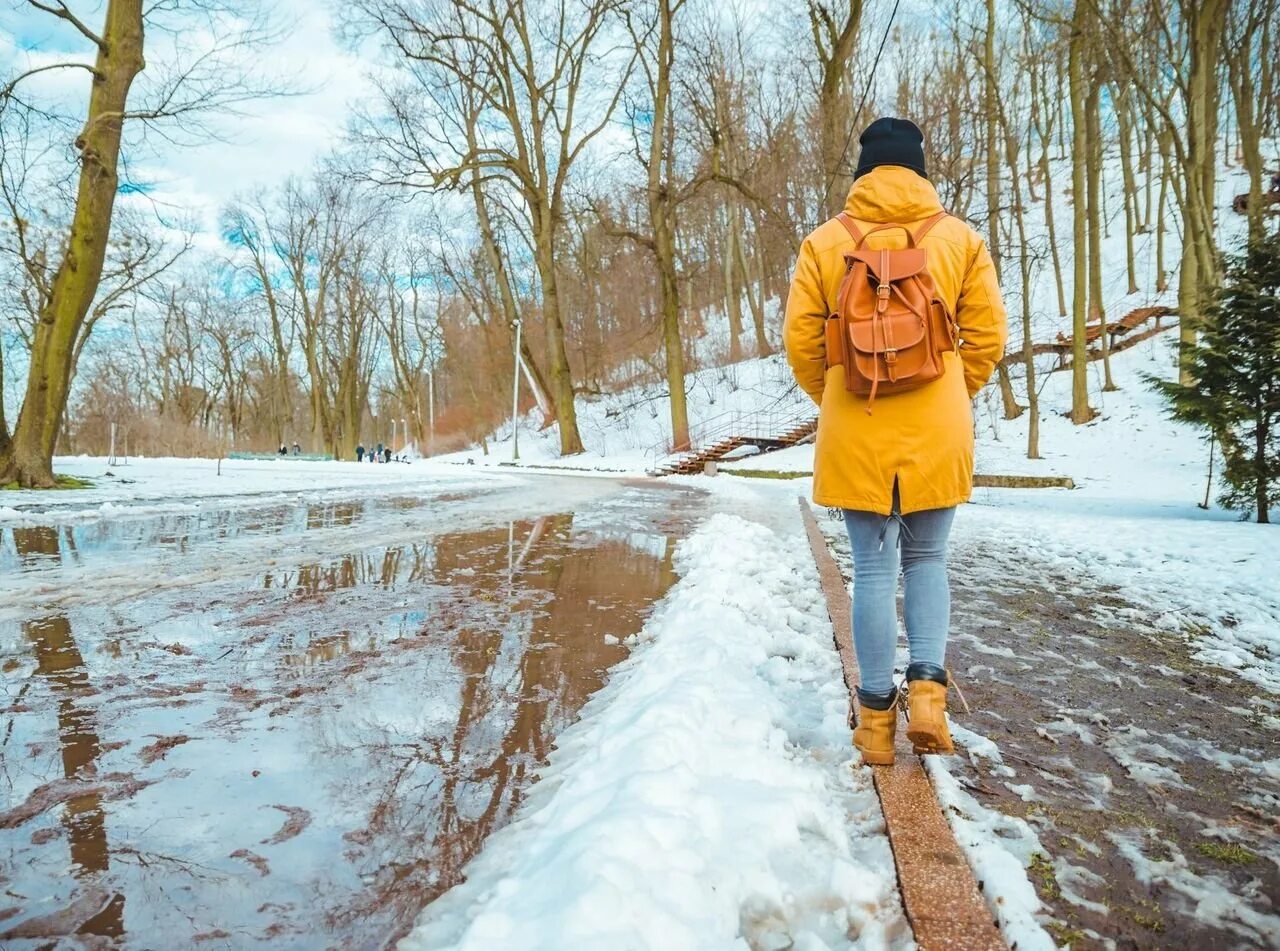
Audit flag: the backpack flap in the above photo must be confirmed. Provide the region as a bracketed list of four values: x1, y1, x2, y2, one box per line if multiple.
[848, 313, 930, 383]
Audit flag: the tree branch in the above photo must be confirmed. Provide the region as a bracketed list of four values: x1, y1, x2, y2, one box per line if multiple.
[27, 0, 106, 49]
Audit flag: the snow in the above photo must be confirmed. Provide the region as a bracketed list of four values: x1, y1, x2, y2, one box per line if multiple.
[923, 756, 1055, 951]
[401, 511, 908, 951]
[1109, 831, 1280, 944]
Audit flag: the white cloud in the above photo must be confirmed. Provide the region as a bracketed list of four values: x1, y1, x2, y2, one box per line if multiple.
[2, 1, 373, 241]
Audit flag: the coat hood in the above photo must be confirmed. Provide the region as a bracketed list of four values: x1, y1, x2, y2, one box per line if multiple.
[843, 165, 943, 223]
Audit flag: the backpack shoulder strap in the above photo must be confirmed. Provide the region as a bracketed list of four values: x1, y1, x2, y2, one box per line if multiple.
[836, 213, 865, 246]
[913, 211, 950, 243]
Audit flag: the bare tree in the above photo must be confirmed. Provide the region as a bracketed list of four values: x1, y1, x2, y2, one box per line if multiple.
[1088, 0, 1231, 380]
[808, 0, 866, 217]
[0, 0, 288, 486]
[353, 0, 636, 455]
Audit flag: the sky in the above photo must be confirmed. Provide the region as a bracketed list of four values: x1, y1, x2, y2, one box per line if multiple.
[0, 0, 371, 250]
[0, 0, 947, 256]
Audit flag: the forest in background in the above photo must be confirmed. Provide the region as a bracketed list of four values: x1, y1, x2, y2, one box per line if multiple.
[0, 0, 1277, 484]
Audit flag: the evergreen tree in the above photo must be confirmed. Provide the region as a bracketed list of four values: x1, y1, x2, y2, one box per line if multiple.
[1153, 230, 1280, 523]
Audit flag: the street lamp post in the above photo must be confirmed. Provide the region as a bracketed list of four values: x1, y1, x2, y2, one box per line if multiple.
[511, 319, 522, 462]
[427, 368, 435, 455]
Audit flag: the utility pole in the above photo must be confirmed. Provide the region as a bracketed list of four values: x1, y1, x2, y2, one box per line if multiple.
[511, 319, 522, 462]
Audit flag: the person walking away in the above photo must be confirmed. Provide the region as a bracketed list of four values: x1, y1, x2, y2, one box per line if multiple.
[357, 444, 365, 463]
[383, 446, 391, 464]
[292, 441, 301, 456]
[783, 117, 1007, 766]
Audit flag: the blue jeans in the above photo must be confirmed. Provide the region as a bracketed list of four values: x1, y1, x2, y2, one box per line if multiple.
[843, 502, 957, 697]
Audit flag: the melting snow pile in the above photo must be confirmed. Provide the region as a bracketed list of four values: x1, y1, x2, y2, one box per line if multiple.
[402, 512, 908, 950]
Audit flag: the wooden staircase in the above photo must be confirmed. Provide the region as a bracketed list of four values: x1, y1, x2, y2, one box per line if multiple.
[649, 413, 818, 476]
[1000, 305, 1176, 371]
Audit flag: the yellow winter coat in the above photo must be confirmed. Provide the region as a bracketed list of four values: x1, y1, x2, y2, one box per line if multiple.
[784, 166, 1008, 515]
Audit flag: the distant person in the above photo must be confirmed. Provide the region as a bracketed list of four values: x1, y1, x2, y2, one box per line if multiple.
[383, 446, 391, 464]
[278, 443, 287, 456]
[292, 441, 301, 456]
[356, 444, 365, 463]
[783, 117, 1007, 767]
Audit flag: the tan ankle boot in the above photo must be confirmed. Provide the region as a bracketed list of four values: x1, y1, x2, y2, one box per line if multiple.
[853, 690, 899, 766]
[905, 678, 954, 754]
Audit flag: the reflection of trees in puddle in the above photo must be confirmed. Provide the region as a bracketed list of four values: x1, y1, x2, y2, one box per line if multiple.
[281, 631, 354, 668]
[267, 545, 414, 595]
[7, 526, 125, 940]
[313, 514, 679, 943]
[2, 492, 691, 946]
[306, 500, 362, 529]
[1, 509, 303, 573]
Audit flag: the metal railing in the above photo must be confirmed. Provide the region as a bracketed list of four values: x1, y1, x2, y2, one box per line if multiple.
[646, 406, 818, 471]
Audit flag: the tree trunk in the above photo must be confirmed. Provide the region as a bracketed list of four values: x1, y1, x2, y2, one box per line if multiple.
[737, 205, 771, 356]
[995, 38, 1038, 453]
[997, 364, 1023, 420]
[813, 1, 866, 217]
[1067, 4, 1094, 425]
[0, 0, 146, 487]
[1155, 126, 1170, 293]
[659, 237, 689, 451]
[1015, 183, 1040, 459]
[1227, 3, 1270, 246]
[1258, 416, 1270, 524]
[984, 0, 1002, 283]
[1030, 57, 1067, 317]
[1179, 0, 1229, 383]
[1086, 82, 1115, 392]
[469, 162, 556, 427]
[1115, 88, 1141, 291]
[723, 203, 745, 362]
[650, 0, 689, 452]
[534, 226, 584, 455]
[0, 356, 10, 467]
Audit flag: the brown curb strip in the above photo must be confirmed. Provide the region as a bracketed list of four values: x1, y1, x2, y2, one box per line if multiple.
[799, 499, 1005, 951]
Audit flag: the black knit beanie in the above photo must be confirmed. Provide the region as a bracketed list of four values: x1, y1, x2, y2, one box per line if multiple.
[853, 117, 927, 181]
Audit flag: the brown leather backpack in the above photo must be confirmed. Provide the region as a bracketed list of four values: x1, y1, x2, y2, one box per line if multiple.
[824, 211, 959, 412]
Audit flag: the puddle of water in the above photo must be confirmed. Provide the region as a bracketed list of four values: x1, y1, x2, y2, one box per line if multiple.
[0, 482, 701, 948]
[0, 492, 477, 576]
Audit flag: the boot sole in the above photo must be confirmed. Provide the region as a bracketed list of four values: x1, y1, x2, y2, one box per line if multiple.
[857, 748, 895, 766]
[906, 726, 954, 755]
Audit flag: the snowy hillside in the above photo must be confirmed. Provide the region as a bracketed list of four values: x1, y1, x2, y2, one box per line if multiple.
[452, 150, 1258, 482]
